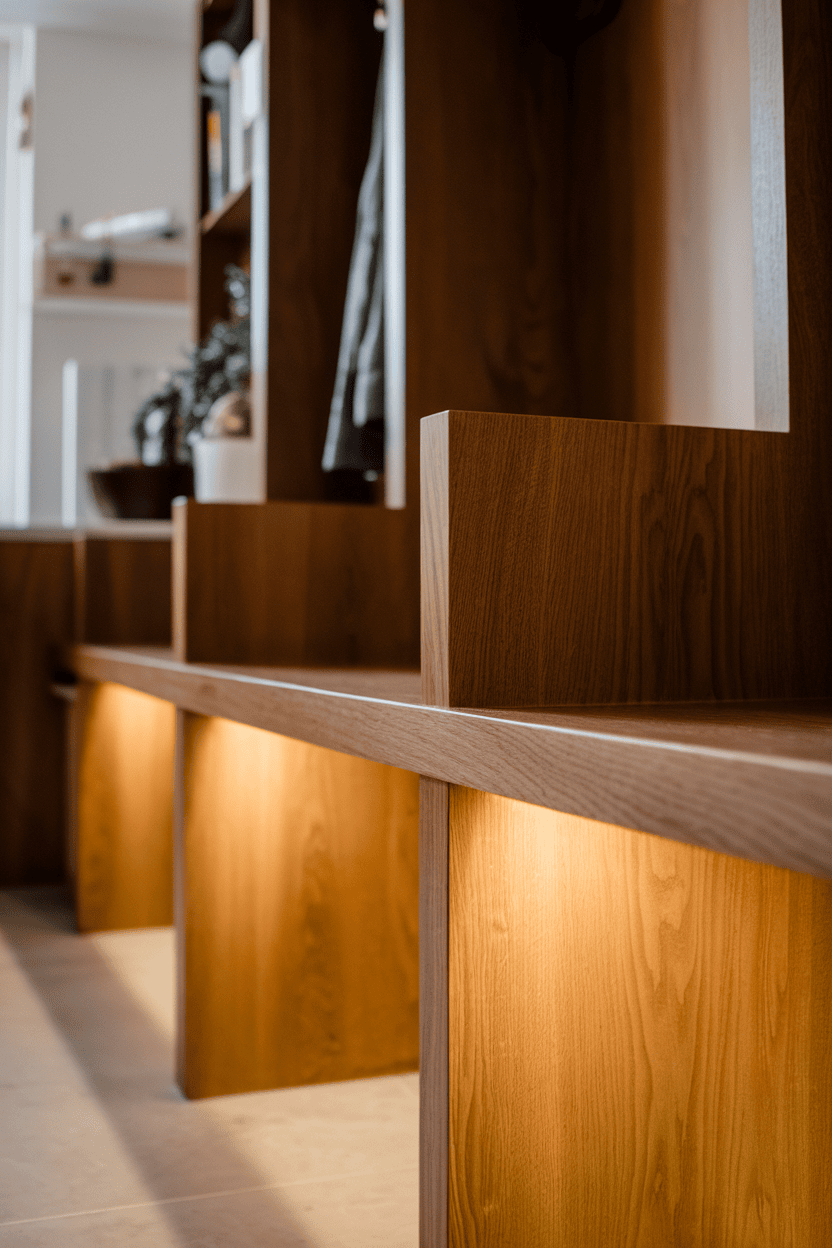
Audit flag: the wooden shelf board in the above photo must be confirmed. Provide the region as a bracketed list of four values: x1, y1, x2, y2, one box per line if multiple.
[34, 298, 188, 318]
[200, 181, 252, 237]
[1, 523, 173, 543]
[70, 644, 832, 880]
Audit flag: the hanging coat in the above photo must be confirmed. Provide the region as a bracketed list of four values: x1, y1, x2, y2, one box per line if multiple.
[322, 53, 385, 476]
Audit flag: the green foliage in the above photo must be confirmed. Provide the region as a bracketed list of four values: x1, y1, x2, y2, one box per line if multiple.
[132, 265, 251, 463]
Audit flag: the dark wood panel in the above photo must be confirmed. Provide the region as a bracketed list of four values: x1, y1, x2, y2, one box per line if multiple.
[74, 537, 171, 646]
[781, 0, 832, 461]
[200, 179, 251, 236]
[569, 0, 666, 427]
[420, 408, 832, 707]
[405, 0, 570, 508]
[70, 646, 832, 880]
[265, 0, 382, 500]
[419, 777, 449, 1248]
[173, 499, 419, 666]
[197, 233, 251, 339]
[0, 542, 74, 885]
[178, 713, 419, 1097]
[448, 789, 832, 1247]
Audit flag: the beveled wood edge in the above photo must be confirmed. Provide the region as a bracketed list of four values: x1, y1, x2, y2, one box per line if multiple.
[0, 524, 173, 544]
[173, 707, 188, 1092]
[69, 643, 832, 879]
[421, 412, 449, 706]
[419, 778, 449, 1248]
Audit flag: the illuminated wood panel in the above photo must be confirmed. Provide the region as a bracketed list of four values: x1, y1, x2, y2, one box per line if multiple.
[177, 714, 419, 1098]
[74, 682, 175, 932]
[447, 789, 832, 1248]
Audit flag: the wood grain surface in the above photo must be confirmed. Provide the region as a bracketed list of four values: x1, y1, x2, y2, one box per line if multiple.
[448, 788, 832, 1247]
[200, 180, 251, 236]
[421, 408, 832, 708]
[74, 536, 171, 646]
[74, 682, 175, 932]
[178, 714, 419, 1098]
[0, 541, 74, 885]
[420, 777, 449, 1248]
[404, 0, 569, 510]
[566, 0, 666, 428]
[264, 0, 381, 501]
[420, 416, 448, 707]
[173, 499, 419, 667]
[70, 645, 832, 880]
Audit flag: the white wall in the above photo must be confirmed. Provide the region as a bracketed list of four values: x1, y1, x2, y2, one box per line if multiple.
[0, 41, 8, 303]
[31, 305, 189, 521]
[26, 26, 193, 522]
[32, 28, 192, 235]
[0, 25, 35, 524]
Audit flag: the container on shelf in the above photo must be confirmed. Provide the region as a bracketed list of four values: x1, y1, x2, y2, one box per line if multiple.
[192, 437, 261, 503]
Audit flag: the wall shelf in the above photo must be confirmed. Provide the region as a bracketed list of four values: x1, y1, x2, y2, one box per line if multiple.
[33, 298, 189, 318]
[200, 179, 251, 236]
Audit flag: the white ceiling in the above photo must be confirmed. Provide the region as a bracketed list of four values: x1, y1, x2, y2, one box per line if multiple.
[0, 0, 192, 43]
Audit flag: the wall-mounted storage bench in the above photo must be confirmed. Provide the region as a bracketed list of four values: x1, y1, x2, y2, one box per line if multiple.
[3, 0, 832, 1242]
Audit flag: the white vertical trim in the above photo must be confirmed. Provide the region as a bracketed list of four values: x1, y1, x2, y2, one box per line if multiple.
[384, 0, 406, 509]
[248, 107, 268, 502]
[749, 0, 789, 431]
[61, 358, 78, 526]
[0, 24, 35, 524]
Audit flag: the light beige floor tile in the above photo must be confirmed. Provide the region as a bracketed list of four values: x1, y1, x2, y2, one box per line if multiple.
[203, 1074, 420, 1188]
[0, 889, 419, 1246]
[90, 929, 176, 1041]
[282, 1166, 419, 1248]
[0, 1186, 313, 1247]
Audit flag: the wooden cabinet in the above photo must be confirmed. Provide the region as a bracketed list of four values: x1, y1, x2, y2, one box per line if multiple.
[62, 0, 832, 1243]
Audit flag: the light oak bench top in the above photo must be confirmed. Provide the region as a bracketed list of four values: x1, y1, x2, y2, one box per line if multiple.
[71, 643, 832, 880]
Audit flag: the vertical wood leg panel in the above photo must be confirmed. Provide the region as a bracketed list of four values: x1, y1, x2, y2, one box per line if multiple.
[420, 777, 449, 1248]
[448, 788, 832, 1248]
[178, 714, 419, 1098]
[173, 707, 187, 1089]
[75, 683, 176, 932]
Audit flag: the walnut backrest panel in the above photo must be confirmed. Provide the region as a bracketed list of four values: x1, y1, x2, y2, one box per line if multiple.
[422, 410, 832, 706]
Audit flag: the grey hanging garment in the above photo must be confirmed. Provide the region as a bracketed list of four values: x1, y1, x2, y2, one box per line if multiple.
[322, 53, 385, 476]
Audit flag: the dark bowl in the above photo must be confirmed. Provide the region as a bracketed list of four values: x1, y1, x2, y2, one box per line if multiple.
[87, 462, 194, 521]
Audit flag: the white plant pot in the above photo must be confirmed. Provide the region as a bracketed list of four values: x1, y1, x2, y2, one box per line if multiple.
[192, 437, 261, 503]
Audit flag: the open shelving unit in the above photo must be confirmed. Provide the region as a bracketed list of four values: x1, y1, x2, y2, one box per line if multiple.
[199, 177, 251, 236]
[1, 0, 828, 1243]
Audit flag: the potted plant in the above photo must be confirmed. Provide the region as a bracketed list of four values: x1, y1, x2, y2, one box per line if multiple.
[87, 375, 193, 521]
[181, 265, 260, 502]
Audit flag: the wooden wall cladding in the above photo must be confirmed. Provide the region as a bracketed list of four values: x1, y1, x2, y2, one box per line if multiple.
[177, 714, 419, 1098]
[173, 499, 419, 666]
[74, 536, 171, 646]
[421, 409, 832, 707]
[404, 0, 794, 475]
[265, 0, 381, 501]
[419, 778, 449, 1248]
[447, 788, 832, 1248]
[74, 682, 175, 932]
[0, 541, 74, 885]
[405, 0, 569, 507]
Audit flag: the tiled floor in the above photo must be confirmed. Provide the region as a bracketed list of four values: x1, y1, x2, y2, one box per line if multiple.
[0, 887, 419, 1247]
